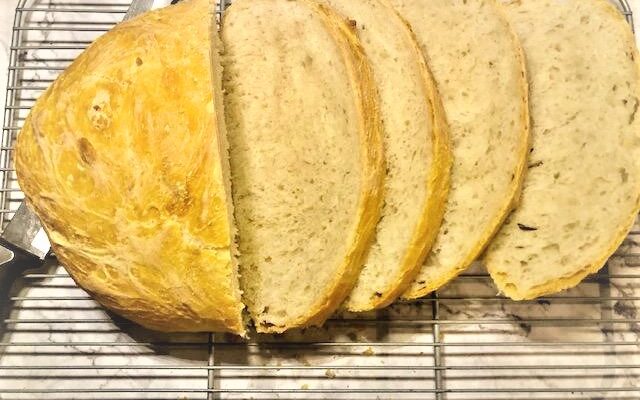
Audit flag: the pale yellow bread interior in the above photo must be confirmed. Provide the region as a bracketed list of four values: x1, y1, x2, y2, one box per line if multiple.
[222, 0, 384, 332]
[389, 0, 530, 299]
[486, 0, 640, 300]
[319, 0, 450, 312]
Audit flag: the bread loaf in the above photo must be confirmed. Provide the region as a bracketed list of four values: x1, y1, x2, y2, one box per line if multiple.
[485, 0, 640, 300]
[222, 0, 385, 332]
[15, 0, 245, 334]
[318, 0, 450, 312]
[389, 0, 530, 299]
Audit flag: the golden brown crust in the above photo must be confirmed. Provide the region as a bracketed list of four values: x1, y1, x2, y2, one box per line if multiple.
[16, 0, 245, 334]
[487, 0, 640, 300]
[255, 0, 386, 333]
[402, 0, 530, 300]
[345, 0, 451, 311]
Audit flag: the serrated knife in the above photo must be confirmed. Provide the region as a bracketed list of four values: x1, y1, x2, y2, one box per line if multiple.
[0, 0, 178, 275]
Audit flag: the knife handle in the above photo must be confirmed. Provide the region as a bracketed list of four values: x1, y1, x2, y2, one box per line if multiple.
[0, 239, 48, 333]
[0, 238, 47, 317]
[0, 237, 43, 275]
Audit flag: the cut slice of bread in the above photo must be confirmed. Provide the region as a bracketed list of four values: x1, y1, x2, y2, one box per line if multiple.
[389, 0, 530, 299]
[485, 0, 640, 300]
[222, 0, 385, 332]
[15, 0, 246, 334]
[318, 0, 450, 312]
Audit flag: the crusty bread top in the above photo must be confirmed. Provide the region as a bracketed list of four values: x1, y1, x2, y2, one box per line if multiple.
[389, 0, 529, 299]
[15, 0, 245, 334]
[321, 0, 450, 312]
[485, 0, 640, 300]
[223, 0, 384, 333]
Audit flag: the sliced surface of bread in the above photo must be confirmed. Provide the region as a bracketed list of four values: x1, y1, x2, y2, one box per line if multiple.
[222, 0, 385, 332]
[485, 0, 640, 300]
[15, 0, 245, 334]
[389, 0, 529, 299]
[318, 0, 450, 312]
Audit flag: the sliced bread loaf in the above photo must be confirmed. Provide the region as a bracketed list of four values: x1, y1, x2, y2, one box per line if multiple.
[15, 0, 246, 334]
[485, 0, 640, 300]
[222, 0, 385, 332]
[389, 0, 530, 299]
[318, 0, 450, 312]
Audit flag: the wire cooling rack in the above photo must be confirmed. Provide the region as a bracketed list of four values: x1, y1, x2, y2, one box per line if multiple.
[1, 0, 639, 399]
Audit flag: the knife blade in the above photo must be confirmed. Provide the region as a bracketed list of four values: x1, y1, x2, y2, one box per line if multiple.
[124, 0, 178, 20]
[1, 202, 49, 260]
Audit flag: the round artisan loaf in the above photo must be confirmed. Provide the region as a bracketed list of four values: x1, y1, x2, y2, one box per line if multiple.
[15, 0, 245, 334]
[485, 0, 640, 299]
[389, 0, 530, 299]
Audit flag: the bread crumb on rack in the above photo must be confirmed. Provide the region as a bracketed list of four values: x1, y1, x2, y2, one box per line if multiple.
[362, 347, 375, 356]
[325, 369, 336, 378]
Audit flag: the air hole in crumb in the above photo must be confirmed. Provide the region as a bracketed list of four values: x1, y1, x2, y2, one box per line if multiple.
[629, 98, 639, 124]
[528, 160, 544, 169]
[517, 223, 538, 231]
[136, 57, 143, 66]
[619, 168, 629, 183]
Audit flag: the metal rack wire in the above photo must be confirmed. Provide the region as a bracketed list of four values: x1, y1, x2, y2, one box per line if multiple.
[1, 0, 639, 399]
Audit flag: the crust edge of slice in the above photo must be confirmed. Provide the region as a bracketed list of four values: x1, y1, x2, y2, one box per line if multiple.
[254, 0, 386, 332]
[345, 0, 452, 312]
[401, 0, 531, 300]
[485, 0, 640, 301]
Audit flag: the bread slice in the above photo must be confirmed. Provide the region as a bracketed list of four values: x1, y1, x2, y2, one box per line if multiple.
[485, 0, 640, 300]
[389, 0, 530, 299]
[222, 0, 385, 332]
[15, 0, 245, 334]
[317, 0, 450, 312]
